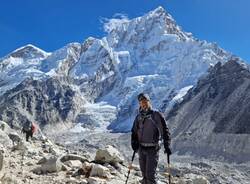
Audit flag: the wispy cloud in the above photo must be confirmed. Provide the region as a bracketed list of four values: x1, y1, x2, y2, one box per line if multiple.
[99, 13, 130, 33]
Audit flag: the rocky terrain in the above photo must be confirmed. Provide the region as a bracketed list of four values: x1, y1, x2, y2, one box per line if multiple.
[1, 120, 250, 184]
[0, 121, 226, 184]
[1, 6, 250, 184]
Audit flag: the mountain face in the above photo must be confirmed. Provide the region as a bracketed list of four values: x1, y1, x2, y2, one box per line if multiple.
[0, 44, 49, 96]
[0, 6, 234, 132]
[0, 77, 85, 131]
[166, 58, 250, 162]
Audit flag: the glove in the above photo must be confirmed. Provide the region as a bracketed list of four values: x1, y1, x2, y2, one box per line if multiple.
[164, 147, 172, 155]
[131, 141, 139, 152]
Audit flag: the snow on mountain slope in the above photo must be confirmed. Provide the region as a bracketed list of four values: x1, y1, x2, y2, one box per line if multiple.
[0, 42, 83, 96]
[0, 44, 50, 95]
[0, 6, 235, 132]
[97, 7, 232, 131]
[40, 42, 82, 76]
[69, 37, 120, 102]
[74, 101, 117, 131]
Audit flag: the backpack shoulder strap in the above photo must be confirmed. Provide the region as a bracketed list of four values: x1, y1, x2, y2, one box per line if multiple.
[149, 110, 163, 140]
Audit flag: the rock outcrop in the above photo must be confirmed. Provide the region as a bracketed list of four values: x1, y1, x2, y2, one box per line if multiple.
[0, 77, 85, 131]
[167, 58, 250, 162]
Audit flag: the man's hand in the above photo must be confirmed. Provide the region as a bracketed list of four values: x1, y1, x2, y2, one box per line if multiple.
[164, 147, 172, 155]
[128, 163, 134, 170]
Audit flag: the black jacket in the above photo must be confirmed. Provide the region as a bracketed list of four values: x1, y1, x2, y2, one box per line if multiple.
[131, 108, 171, 151]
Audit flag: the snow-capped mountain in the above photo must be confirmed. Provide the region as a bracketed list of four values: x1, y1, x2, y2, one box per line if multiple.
[0, 6, 234, 132]
[0, 43, 83, 96]
[0, 44, 50, 95]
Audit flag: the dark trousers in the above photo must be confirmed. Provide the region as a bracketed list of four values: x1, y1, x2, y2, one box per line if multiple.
[25, 130, 33, 141]
[138, 146, 159, 184]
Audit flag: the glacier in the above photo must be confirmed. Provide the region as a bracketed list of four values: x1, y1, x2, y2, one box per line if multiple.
[0, 6, 233, 132]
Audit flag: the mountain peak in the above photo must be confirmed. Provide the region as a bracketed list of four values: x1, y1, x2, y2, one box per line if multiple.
[105, 6, 191, 48]
[150, 6, 169, 18]
[224, 57, 248, 70]
[9, 44, 49, 59]
[151, 6, 166, 14]
[209, 57, 248, 77]
[141, 6, 191, 40]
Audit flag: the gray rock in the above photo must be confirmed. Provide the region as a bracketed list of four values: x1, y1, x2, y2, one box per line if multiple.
[0, 130, 11, 148]
[95, 145, 124, 165]
[90, 164, 111, 179]
[33, 156, 63, 174]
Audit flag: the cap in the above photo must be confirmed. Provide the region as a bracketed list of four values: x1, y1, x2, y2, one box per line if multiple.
[137, 93, 150, 101]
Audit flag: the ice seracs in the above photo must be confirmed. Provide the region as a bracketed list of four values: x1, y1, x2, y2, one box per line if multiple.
[0, 6, 236, 132]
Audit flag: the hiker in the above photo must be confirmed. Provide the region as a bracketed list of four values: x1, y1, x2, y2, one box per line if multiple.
[21, 120, 36, 142]
[131, 93, 171, 184]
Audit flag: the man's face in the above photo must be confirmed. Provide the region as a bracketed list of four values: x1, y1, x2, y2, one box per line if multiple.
[139, 98, 150, 110]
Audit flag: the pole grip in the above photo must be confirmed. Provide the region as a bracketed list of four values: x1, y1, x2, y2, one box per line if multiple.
[131, 151, 136, 162]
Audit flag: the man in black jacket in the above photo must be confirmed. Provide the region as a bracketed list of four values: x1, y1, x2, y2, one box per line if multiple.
[131, 93, 171, 184]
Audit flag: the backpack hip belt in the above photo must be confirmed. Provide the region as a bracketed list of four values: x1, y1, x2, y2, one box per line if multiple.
[140, 142, 159, 147]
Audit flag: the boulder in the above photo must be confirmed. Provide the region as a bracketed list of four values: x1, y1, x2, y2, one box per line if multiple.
[90, 164, 111, 179]
[33, 156, 63, 174]
[95, 145, 124, 166]
[0, 130, 11, 148]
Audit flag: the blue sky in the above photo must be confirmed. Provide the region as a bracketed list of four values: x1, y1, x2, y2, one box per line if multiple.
[0, 0, 249, 62]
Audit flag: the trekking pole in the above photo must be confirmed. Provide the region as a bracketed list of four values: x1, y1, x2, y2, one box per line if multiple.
[167, 153, 171, 184]
[125, 151, 136, 184]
